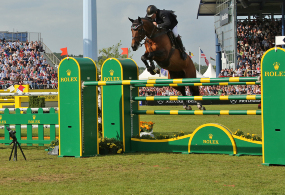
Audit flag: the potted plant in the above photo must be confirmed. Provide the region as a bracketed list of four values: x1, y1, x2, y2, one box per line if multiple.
[139, 121, 155, 138]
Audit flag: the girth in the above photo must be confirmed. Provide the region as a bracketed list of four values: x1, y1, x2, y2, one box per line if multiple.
[157, 47, 175, 68]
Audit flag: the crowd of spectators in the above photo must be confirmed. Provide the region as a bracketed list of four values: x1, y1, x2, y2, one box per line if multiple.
[219, 18, 281, 78]
[0, 38, 58, 89]
[139, 18, 278, 97]
[139, 84, 261, 97]
[1, 18, 274, 94]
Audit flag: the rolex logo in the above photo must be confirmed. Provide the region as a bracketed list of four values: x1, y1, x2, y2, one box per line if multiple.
[33, 115, 36, 120]
[273, 62, 280, 70]
[209, 134, 213, 139]
[66, 69, 71, 76]
[109, 69, 114, 76]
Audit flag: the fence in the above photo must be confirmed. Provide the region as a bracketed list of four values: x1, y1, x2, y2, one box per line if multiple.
[0, 108, 58, 146]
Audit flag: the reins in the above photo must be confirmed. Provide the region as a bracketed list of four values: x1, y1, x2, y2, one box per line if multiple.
[132, 19, 167, 48]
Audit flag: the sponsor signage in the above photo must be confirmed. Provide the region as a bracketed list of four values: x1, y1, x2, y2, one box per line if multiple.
[220, 8, 229, 26]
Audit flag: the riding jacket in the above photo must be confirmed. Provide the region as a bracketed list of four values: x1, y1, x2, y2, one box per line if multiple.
[152, 9, 178, 30]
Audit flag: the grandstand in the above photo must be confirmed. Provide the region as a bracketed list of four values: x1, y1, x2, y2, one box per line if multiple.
[197, 0, 285, 76]
[1, 1, 283, 96]
[0, 31, 59, 89]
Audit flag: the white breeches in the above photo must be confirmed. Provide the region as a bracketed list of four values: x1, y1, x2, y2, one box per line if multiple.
[172, 25, 179, 37]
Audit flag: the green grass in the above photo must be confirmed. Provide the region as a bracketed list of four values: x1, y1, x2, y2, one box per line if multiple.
[0, 147, 284, 194]
[1, 104, 278, 195]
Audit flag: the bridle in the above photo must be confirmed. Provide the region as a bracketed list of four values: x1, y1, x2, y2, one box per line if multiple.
[131, 21, 157, 47]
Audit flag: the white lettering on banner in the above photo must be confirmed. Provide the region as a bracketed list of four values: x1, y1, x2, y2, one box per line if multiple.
[222, 13, 228, 21]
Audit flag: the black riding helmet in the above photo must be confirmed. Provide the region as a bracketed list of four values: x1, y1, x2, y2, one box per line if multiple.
[146, 5, 158, 17]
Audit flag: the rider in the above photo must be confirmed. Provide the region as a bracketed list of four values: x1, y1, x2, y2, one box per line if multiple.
[146, 5, 187, 60]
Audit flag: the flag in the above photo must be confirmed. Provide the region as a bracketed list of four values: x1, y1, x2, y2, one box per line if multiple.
[210, 57, 215, 61]
[188, 52, 194, 58]
[160, 68, 168, 77]
[60, 47, 68, 56]
[7, 85, 15, 92]
[121, 48, 128, 58]
[200, 49, 206, 58]
[205, 58, 209, 66]
[17, 85, 25, 95]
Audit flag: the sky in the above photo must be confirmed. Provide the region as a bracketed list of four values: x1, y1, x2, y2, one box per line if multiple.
[1, 0, 216, 67]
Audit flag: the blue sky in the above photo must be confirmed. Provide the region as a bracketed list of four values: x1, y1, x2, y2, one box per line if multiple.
[1, 0, 216, 67]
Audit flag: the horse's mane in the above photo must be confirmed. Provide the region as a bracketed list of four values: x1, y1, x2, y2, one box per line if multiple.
[142, 17, 153, 22]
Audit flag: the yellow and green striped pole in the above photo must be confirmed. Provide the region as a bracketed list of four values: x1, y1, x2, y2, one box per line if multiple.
[133, 110, 261, 115]
[133, 82, 260, 87]
[84, 77, 259, 86]
[134, 95, 260, 101]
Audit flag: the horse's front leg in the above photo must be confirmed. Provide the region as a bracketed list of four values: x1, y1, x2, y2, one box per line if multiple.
[142, 53, 156, 75]
[141, 53, 150, 68]
[147, 52, 160, 75]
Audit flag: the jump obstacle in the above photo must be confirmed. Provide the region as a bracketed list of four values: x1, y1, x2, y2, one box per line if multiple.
[55, 47, 285, 165]
[0, 88, 59, 146]
[0, 108, 58, 146]
[0, 85, 58, 109]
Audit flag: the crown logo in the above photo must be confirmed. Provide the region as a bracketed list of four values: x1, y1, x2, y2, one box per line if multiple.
[273, 62, 280, 70]
[66, 69, 71, 76]
[209, 134, 213, 139]
[33, 115, 36, 120]
[0, 115, 2, 120]
[109, 69, 114, 76]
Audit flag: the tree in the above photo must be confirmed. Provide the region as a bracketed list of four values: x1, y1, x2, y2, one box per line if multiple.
[138, 67, 145, 75]
[96, 40, 133, 72]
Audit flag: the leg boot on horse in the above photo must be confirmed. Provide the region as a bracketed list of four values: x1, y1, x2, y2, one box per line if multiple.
[141, 54, 157, 75]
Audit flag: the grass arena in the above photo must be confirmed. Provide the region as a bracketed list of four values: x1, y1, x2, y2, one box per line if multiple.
[0, 48, 285, 194]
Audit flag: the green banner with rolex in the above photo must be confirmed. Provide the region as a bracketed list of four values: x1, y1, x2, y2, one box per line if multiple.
[58, 57, 98, 158]
[262, 47, 285, 166]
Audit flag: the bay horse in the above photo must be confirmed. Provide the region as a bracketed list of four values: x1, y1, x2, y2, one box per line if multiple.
[129, 16, 205, 110]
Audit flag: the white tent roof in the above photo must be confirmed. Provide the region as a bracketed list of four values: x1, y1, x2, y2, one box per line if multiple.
[139, 68, 161, 80]
[196, 70, 205, 78]
[203, 63, 216, 78]
[139, 68, 206, 80]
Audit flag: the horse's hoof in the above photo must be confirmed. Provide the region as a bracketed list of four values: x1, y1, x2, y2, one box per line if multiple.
[198, 106, 206, 110]
[184, 105, 192, 110]
[154, 68, 160, 74]
[147, 68, 156, 75]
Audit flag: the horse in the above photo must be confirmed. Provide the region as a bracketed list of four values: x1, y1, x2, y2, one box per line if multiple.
[129, 16, 205, 110]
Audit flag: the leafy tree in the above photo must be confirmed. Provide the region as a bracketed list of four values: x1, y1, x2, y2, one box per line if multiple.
[138, 67, 145, 75]
[96, 40, 133, 72]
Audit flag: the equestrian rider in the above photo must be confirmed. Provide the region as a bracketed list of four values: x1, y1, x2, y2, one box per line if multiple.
[146, 5, 188, 60]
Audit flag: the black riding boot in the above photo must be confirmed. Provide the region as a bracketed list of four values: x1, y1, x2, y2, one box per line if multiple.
[176, 36, 187, 60]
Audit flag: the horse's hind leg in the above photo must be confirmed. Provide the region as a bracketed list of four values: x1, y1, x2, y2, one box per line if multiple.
[169, 70, 192, 110]
[181, 87, 192, 110]
[191, 86, 206, 110]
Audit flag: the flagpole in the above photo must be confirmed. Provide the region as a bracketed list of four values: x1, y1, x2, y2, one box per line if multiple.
[199, 46, 200, 73]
